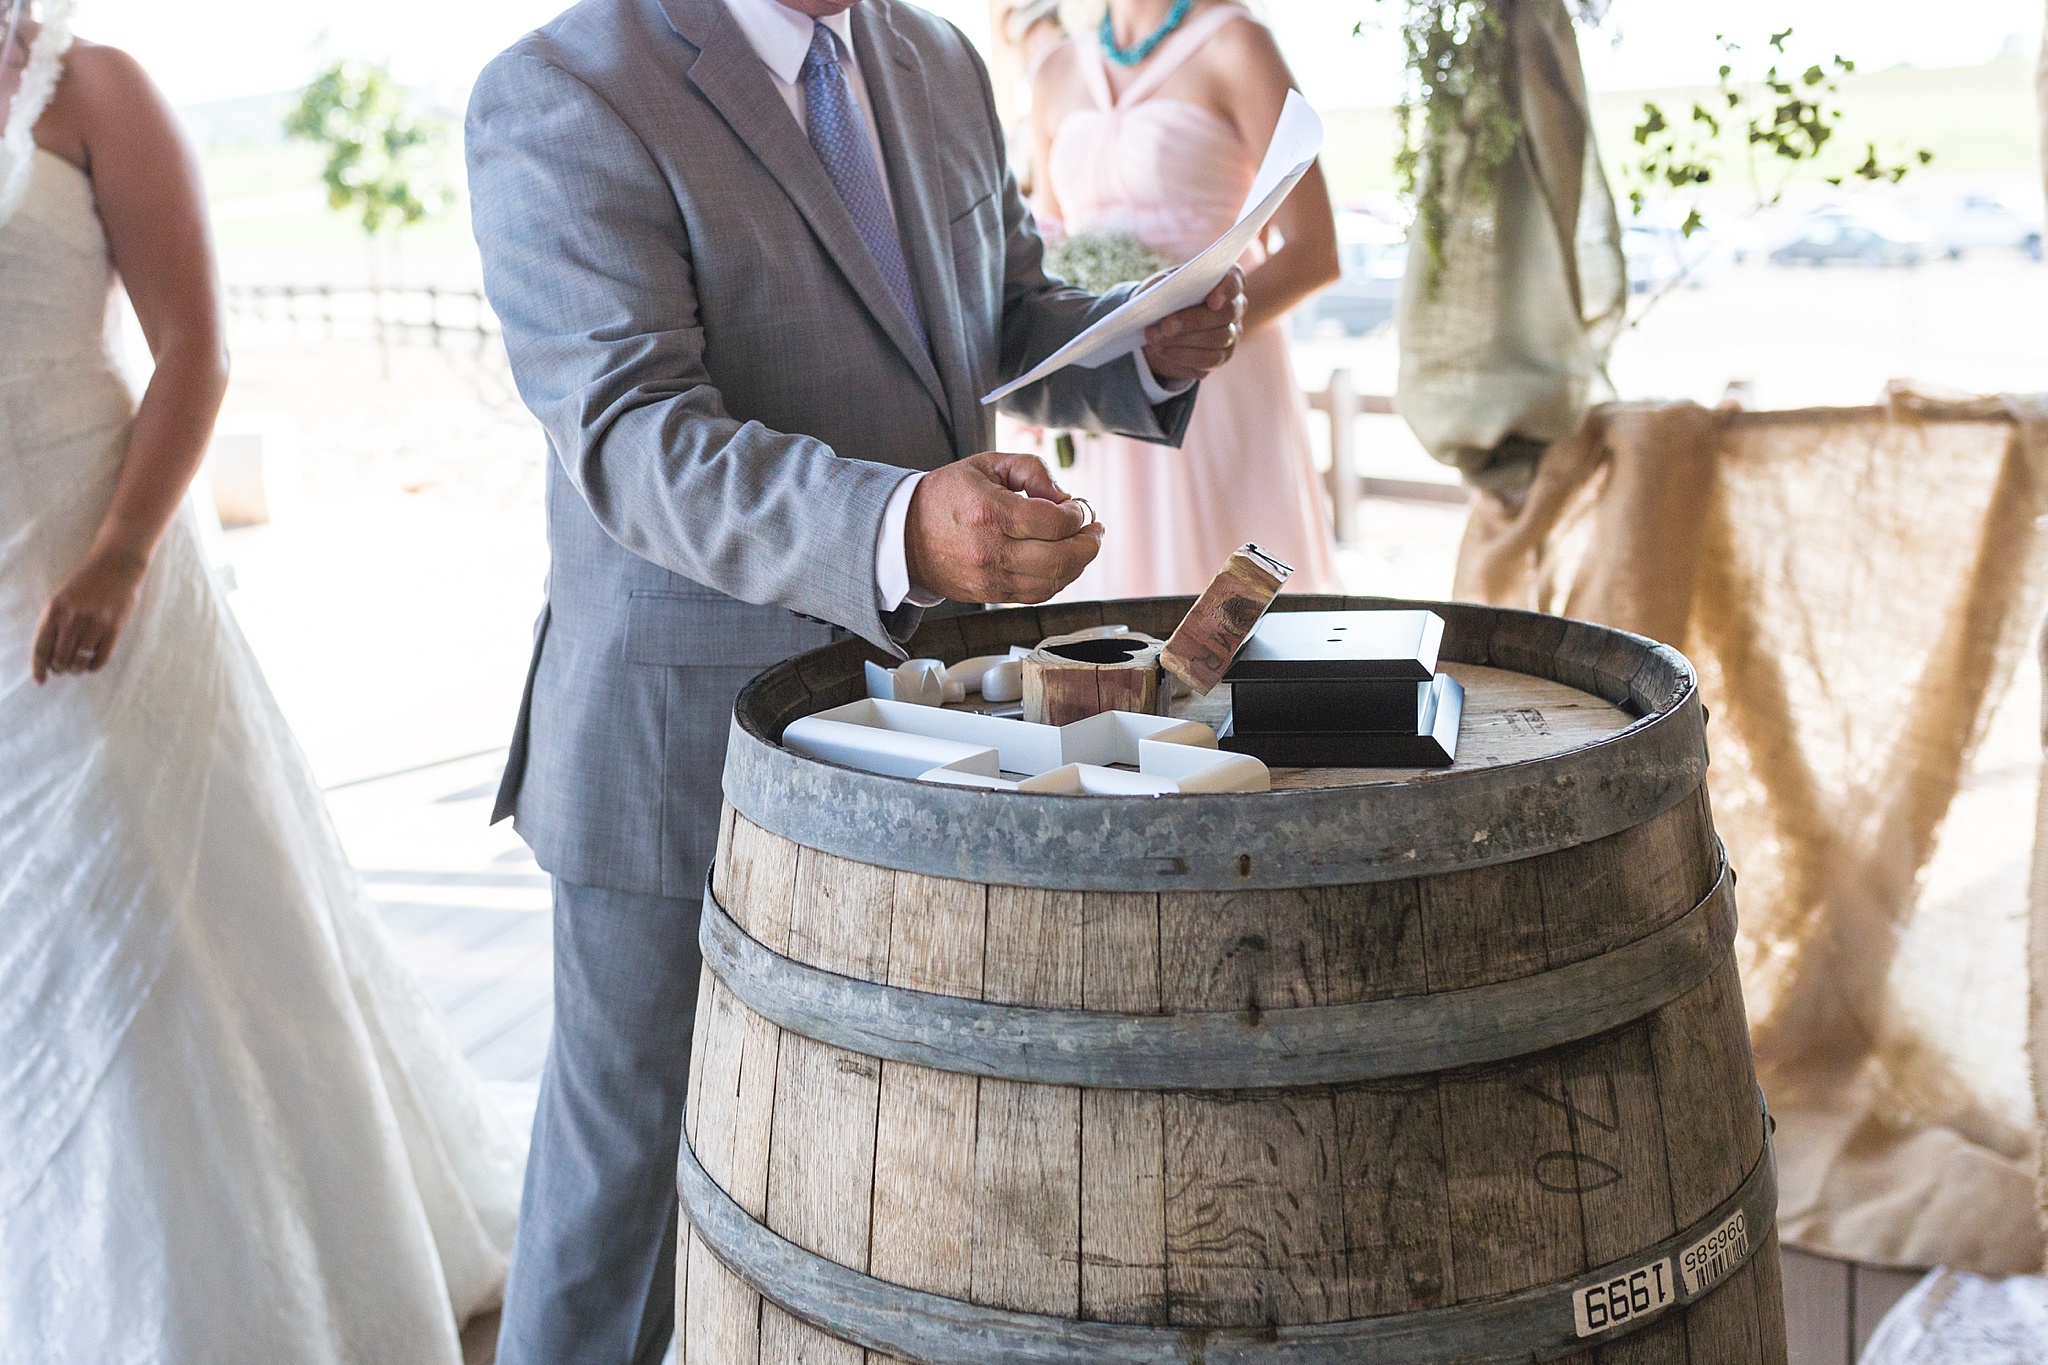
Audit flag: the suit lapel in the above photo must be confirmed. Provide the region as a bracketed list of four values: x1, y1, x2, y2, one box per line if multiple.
[853, 3, 976, 450]
[657, 0, 948, 414]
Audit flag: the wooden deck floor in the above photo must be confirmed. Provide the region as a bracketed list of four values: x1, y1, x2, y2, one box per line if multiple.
[326, 749, 553, 1125]
[368, 865, 553, 1084]
[323, 748, 549, 1365]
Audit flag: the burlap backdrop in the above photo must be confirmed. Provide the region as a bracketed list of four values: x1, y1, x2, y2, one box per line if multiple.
[1456, 388, 2048, 1273]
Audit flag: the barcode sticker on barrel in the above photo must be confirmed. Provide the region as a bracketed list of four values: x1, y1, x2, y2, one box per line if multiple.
[1572, 1259, 1675, 1337]
[1678, 1210, 1749, 1296]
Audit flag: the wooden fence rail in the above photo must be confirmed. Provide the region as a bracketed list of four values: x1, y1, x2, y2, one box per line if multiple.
[213, 304, 1466, 538]
[1304, 369, 1470, 543]
[224, 284, 500, 349]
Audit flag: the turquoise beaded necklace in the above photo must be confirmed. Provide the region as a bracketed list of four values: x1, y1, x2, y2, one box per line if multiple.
[1098, 0, 1194, 68]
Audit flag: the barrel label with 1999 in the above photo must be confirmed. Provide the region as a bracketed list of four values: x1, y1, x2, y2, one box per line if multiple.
[1573, 1258, 1676, 1337]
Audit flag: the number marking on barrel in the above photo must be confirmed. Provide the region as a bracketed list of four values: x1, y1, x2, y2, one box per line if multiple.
[1678, 1209, 1749, 1296]
[1571, 1258, 1675, 1338]
[1533, 1150, 1623, 1193]
[1522, 1072, 1620, 1133]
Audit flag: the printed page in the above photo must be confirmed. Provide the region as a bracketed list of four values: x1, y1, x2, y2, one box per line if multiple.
[981, 90, 1325, 405]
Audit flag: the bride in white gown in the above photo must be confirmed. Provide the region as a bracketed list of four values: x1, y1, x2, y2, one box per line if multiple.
[0, 4, 522, 1360]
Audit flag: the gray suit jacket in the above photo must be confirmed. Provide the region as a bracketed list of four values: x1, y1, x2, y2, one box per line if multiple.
[467, 0, 1195, 898]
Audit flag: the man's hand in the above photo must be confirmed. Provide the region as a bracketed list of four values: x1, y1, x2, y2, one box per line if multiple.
[904, 452, 1104, 604]
[1141, 265, 1246, 384]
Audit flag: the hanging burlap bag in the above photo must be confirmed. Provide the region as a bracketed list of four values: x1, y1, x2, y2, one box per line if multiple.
[1396, 0, 1626, 496]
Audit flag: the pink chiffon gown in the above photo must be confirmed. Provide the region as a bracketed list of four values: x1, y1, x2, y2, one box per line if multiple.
[1042, 3, 1339, 599]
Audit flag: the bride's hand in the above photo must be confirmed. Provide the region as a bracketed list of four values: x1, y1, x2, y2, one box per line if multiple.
[32, 549, 149, 684]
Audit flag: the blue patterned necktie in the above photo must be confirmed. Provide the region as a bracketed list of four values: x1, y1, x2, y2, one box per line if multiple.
[798, 23, 925, 338]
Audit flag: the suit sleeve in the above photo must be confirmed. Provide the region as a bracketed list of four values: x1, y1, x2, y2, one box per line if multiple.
[465, 49, 920, 651]
[965, 45, 1199, 445]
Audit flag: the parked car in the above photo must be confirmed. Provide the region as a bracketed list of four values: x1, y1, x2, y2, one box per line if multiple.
[1293, 212, 1405, 338]
[1622, 222, 1704, 296]
[1769, 211, 1928, 268]
[1938, 195, 2043, 261]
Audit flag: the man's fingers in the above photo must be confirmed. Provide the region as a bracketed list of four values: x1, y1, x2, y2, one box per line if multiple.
[1146, 327, 1239, 380]
[1151, 333, 1237, 368]
[981, 451, 1067, 503]
[972, 451, 1093, 543]
[1149, 300, 1240, 345]
[1202, 265, 1246, 310]
[999, 521, 1104, 573]
[912, 454, 1107, 604]
[1155, 312, 1237, 346]
[993, 523, 1104, 600]
[1149, 269, 1245, 340]
[993, 489, 1089, 543]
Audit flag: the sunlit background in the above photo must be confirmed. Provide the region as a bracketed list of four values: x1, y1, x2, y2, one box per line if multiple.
[76, 0, 2048, 107]
[75, 0, 2047, 404]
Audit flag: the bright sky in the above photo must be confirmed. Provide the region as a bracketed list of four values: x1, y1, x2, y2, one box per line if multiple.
[71, 0, 2046, 111]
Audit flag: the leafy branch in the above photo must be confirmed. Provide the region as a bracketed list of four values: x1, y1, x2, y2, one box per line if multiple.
[285, 60, 450, 238]
[1628, 29, 1933, 238]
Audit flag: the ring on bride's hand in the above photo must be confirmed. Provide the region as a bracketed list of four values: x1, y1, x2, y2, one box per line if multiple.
[78, 648, 97, 663]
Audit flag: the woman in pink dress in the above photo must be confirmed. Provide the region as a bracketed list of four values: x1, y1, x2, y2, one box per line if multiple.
[1031, 0, 1342, 598]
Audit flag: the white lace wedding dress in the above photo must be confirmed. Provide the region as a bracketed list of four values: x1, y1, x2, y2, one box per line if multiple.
[0, 17, 522, 1363]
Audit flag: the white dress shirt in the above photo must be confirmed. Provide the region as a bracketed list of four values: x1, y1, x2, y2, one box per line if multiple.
[719, 0, 1182, 611]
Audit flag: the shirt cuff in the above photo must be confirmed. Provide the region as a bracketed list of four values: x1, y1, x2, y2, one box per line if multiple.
[1134, 351, 1194, 406]
[876, 470, 943, 610]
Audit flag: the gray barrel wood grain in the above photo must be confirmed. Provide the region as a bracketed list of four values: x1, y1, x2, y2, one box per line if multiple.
[698, 862, 1735, 1089]
[679, 1121, 1779, 1365]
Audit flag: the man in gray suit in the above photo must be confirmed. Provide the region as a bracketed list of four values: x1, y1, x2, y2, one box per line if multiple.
[466, 0, 1243, 1358]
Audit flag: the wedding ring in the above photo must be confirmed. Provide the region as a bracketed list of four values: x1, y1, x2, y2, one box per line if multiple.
[78, 648, 97, 662]
[1068, 497, 1096, 528]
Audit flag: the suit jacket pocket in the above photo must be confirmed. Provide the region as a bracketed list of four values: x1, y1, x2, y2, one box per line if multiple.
[949, 190, 1004, 336]
[949, 189, 1001, 258]
[622, 591, 833, 668]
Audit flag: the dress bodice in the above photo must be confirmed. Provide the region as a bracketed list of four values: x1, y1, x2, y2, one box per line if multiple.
[0, 1, 118, 387]
[0, 148, 118, 379]
[1044, 5, 1257, 265]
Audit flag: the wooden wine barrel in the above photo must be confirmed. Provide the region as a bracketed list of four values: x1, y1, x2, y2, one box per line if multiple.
[678, 597, 1786, 1365]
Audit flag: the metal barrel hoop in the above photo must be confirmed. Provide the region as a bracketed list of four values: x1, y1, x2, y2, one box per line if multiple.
[698, 858, 1736, 1092]
[678, 1121, 1777, 1365]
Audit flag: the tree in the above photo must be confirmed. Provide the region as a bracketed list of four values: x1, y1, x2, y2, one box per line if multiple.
[286, 59, 448, 238]
[285, 60, 451, 363]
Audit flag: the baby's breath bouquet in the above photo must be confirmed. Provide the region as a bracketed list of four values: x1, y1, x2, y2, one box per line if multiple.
[1042, 229, 1172, 295]
[1038, 231, 1172, 466]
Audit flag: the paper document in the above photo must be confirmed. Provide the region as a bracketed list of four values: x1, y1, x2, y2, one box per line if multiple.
[981, 89, 1324, 406]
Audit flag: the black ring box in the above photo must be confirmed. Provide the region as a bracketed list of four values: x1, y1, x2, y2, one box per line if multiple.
[1215, 611, 1464, 767]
